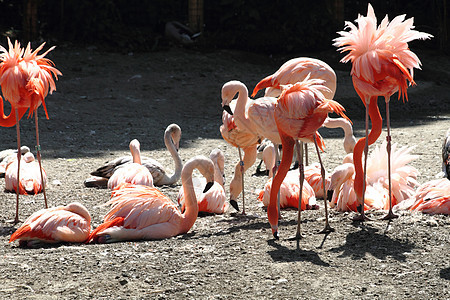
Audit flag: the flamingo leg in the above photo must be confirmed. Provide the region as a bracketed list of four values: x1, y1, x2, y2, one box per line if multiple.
[238, 147, 246, 215]
[314, 135, 334, 233]
[34, 112, 48, 209]
[304, 143, 309, 166]
[382, 100, 398, 220]
[14, 108, 21, 224]
[274, 144, 281, 219]
[295, 140, 304, 240]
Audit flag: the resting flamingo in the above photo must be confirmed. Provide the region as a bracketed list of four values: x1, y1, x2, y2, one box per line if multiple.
[407, 178, 450, 215]
[86, 124, 183, 187]
[220, 83, 261, 213]
[5, 152, 47, 195]
[442, 128, 450, 180]
[0, 145, 30, 177]
[87, 156, 214, 243]
[107, 139, 153, 190]
[334, 3, 432, 220]
[0, 38, 61, 223]
[267, 78, 349, 240]
[9, 202, 91, 247]
[178, 149, 228, 214]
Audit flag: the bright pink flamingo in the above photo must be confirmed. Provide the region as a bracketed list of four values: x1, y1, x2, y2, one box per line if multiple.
[9, 202, 91, 247]
[0, 38, 61, 223]
[5, 152, 47, 195]
[334, 4, 432, 220]
[267, 78, 349, 239]
[407, 178, 450, 215]
[87, 156, 214, 243]
[178, 149, 228, 214]
[107, 139, 153, 190]
[258, 169, 318, 211]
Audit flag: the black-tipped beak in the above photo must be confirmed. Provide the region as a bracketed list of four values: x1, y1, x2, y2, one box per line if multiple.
[222, 174, 226, 184]
[203, 181, 214, 193]
[223, 105, 233, 115]
[273, 231, 279, 240]
[357, 204, 362, 213]
[230, 199, 239, 211]
[327, 190, 334, 202]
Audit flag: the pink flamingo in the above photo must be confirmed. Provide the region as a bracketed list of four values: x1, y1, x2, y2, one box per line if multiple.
[9, 202, 91, 247]
[407, 178, 450, 215]
[0, 145, 30, 177]
[5, 152, 47, 195]
[0, 38, 61, 223]
[178, 149, 228, 214]
[107, 139, 153, 190]
[87, 156, 214, 243]
[86, 124, 183, 187]
[258, 169, 318, 211]
[333, 4, 432, 220]
[267, 78, 349, 239]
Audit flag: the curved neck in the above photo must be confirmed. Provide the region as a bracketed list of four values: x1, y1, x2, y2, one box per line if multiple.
[0, 101, 26, 127]
[161, 131, 182, 184]
[233, 84, 252, 131]
[179, 161, 199, 234]
[130, 141, 142, 165]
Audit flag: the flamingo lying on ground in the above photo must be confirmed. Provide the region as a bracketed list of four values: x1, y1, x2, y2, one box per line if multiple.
[87, 156, 214, 243]
[178, 149, 228, 214]
[334, 3, 432, 220]
[0, 38, 61, 222]
[0, 145, 30, 177]
[86, 124, 183, 187]
[267, 78, 349, 240]
[442, 128, 450, 180]
[107, 139, 153, 190]
[5, 152, 47, 195]
[407, 178, 450, 215]
[9, 202, 91, 247]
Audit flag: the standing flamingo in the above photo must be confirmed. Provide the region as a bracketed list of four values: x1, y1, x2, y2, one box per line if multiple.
[87, 156, 214, 243]
[5, 152, 47, 195]
[107, 139, 153, 190]
[333, 4, 432, 220]
[267, 78, 349, 240]
[178, 149, 228, 214]
[0, 38, 61, 222]
[86, 124, 183, 187]
[9, 202, 91, 247]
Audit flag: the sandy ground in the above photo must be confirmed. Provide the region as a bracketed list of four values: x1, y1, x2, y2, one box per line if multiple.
[0, 45, 449, 299]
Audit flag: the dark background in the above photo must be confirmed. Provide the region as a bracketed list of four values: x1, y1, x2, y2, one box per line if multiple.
[0, 0, 447, 54]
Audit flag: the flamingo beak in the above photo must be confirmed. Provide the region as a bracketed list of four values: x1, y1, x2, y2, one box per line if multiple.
[271, 225, 279, 240]
[327, 190, 334, 201]
[229, 199, 239, 211]
[223, 105, 233, 115]
[203, 181, 214, 193]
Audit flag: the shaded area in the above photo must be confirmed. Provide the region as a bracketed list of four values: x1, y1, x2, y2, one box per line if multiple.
[267, 239, 330, 267]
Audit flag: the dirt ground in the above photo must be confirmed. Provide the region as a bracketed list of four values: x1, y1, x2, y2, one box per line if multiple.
[0, 44, 449, 299]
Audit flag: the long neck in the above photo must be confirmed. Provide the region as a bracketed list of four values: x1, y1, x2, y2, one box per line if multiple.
[233, 85, 252, 132]
[268, 132, 294, 229]
[179, 161, 199, 234]
[0, 100, 26, 127]
[353, 96, 383, 199]
[323, 117, 356, 153]
[160, 133, 182, 185]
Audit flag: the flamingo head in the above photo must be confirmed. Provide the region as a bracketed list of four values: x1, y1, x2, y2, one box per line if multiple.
[271, 225, 279, 240]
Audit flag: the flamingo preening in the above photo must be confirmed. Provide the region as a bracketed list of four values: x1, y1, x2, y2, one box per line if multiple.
[0, 38, 61, 223]
[5, 152, 47, 195]
[334, 3, 432, 220]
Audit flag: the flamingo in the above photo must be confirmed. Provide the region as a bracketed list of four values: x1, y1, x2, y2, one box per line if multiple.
[0, 38, 61, 223]
[442, 128, 450, 180]
[0, 145, 30, 177]
[178, 149, 228, 214]
[254, 139, 277, 177]
[86, 124, 183, 187]
[407, 178, 450, 215]
[87, 156, 214, 243]
[9, 202, 91, 247]
[258, 169, 318, 211]
[220, 84, 260, 213]
[267, 78, 349, 240]
[333, 3, 432, 220]
[107, 139, 153, 190]
[5, 151, 47, 195]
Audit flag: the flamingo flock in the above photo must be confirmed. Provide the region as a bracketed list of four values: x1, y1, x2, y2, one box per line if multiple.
[1, 4, 447, 248]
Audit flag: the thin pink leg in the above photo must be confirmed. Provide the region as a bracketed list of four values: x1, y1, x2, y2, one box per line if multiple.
[14, 108, 21, 223]
[238, 147, 245, 215]
[294, 140, 303, 240]
[304, 143, 309, 166]
[382, 100, 398, 220]
[34, 113, 48, 209]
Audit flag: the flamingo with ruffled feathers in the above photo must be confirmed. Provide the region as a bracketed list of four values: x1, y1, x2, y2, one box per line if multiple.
[266, 78, 349, 240]
[5, 152, 47, 195]
[333, 3, 432, 220]
[0, 38, 61, 223]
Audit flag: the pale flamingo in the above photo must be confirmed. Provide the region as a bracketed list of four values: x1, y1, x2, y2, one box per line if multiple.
[107, 139, 153, 190]
[258, 169, 318, 211]
[0, 38, 61, 223]
[178, 149, 228, 214]
[334, 4, 432, 220]
[0, 145, 30, 177]
[9, 202, 91, 246]
[267, 78, 349, 240]
[220, 83, 260, 213]
[86, 124, 183, 187]
[5, 152, 47, 195]
[442, 128, 450, 180]
[87, 156, 214, 243]
[407, 179, 450, 215]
